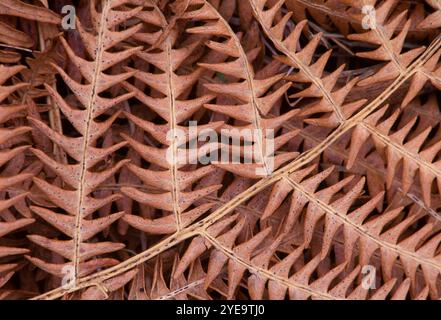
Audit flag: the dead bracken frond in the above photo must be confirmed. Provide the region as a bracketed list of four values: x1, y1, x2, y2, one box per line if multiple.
[0, 0, 439, 300]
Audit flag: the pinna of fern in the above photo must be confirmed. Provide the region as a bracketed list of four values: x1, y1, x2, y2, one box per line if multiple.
[261, 164, 441, 298]
[117, 1, 223, 236]
[347, 100, 441, 207]
[180, 0, 301, 178]
[248, 0, 368, 129]
[24, 0, 144, 285]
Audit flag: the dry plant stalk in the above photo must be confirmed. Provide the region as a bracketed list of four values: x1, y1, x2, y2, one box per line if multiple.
[0, 0, 439, 300]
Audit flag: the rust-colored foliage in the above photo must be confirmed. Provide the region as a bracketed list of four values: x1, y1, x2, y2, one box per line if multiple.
[0, 0, 439, 300]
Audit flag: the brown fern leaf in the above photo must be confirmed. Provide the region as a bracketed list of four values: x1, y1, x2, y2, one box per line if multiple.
[25, 0, 143, 284]
[347, 100, 441, 207]
[116, 1, 222, 235]
[347, 0, 427, 86]
[179, 214, 428, 299]
[179, 0, 300, 178]
[283, 102, 441, 214]
[0, 0, 439, 302]
[261, 165, 441, 298]
[249, 0, 367, 128]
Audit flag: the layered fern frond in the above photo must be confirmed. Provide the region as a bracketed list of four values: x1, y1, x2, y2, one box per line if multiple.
[0, 0, 439, 301]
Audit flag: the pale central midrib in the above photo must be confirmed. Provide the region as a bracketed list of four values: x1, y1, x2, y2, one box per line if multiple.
[243, 56, 271, 175]
[155, 279, 204, 300]
[166, 38, 182, 231]
[374, 26, 406, 75]
[72, 1, 110, 282]
[424, 71, 441, 83]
